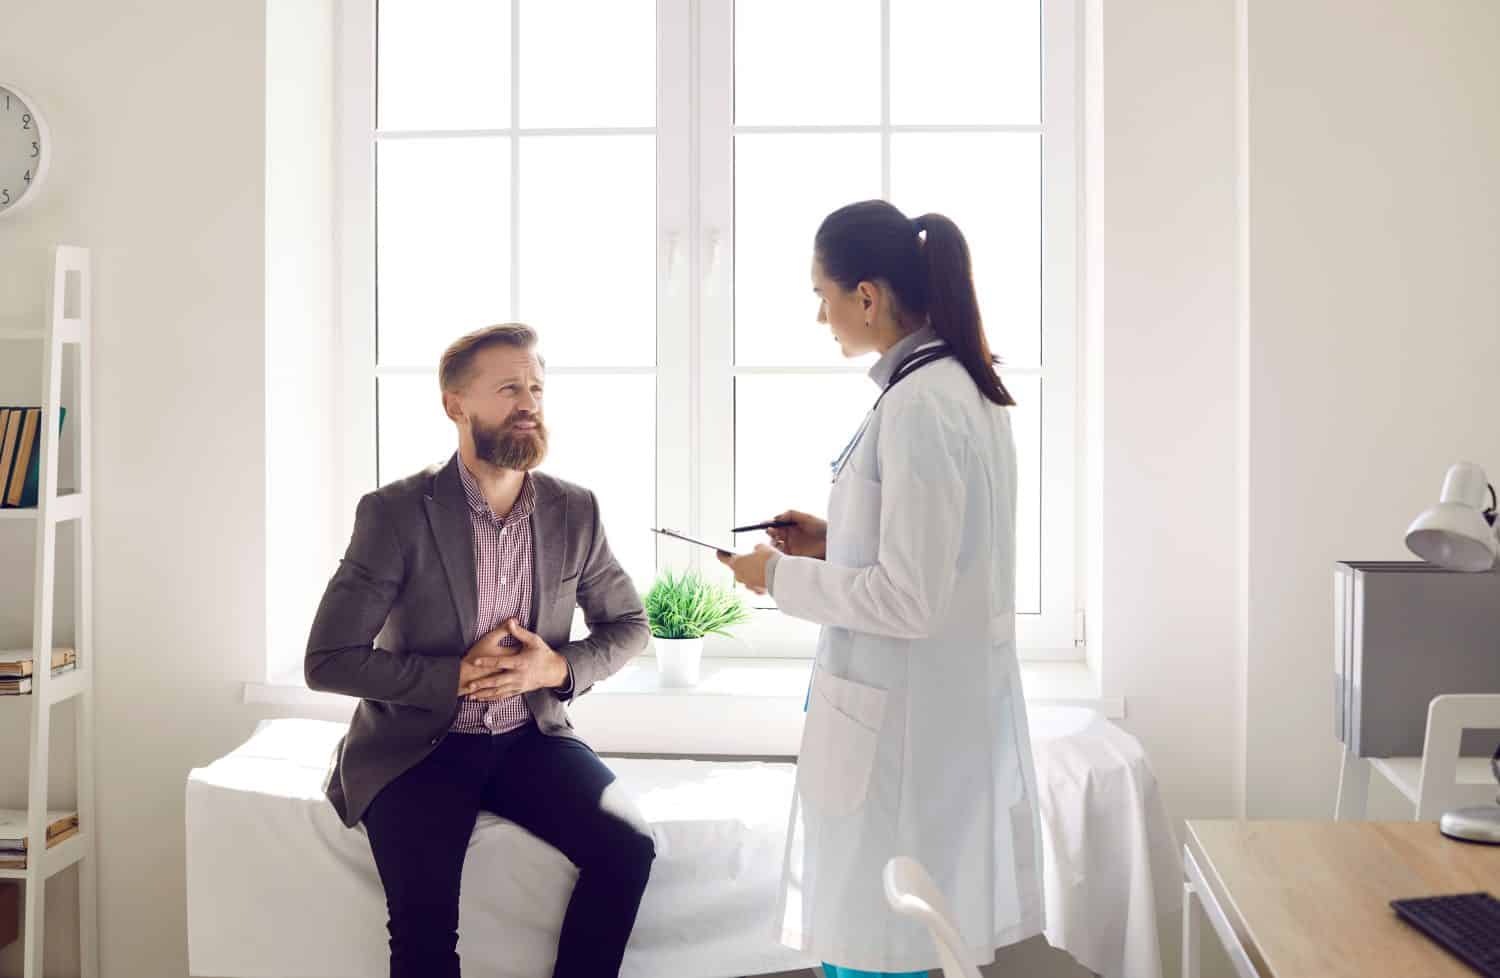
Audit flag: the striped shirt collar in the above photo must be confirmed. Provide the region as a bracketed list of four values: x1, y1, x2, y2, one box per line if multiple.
[458, 458, 538, 523]
[869, 326, 941, 388]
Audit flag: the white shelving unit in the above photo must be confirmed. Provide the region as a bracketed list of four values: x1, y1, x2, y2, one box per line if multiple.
[0, 246, 98, 978]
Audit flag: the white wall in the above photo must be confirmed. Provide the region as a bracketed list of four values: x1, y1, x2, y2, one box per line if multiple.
[1243, 0, 1500, 816]
[1091, 0, 1245, 824]
[1089, 0, 1500, 829]
[0, 3, 272, 976]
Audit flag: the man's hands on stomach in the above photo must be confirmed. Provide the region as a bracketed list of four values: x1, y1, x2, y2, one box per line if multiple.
[458, 619, 569, 700]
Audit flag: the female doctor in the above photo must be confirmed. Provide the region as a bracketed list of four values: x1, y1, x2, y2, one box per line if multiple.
[721, 200, 1044, 978]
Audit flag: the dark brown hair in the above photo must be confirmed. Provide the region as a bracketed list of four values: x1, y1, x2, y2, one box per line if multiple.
[438, 323, 542, 393]
[814, 200, 1014, 406]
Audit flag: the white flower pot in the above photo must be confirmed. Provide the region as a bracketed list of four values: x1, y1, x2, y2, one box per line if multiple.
[654, 636, 704, 688]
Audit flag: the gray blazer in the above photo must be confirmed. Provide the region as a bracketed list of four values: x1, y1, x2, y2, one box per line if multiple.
[306, 455, 650, 827]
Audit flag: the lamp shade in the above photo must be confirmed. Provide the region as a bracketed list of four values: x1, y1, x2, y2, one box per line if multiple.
[1405, 462, 1499, 572]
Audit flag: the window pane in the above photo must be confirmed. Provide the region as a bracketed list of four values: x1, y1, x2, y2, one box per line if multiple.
[889, 0, 1039, 125]
[377, 372, 658, 587]
[735, 0, 880, 126]
[376, 373, 453, 480]
[536, 374, 658, 588]
[520, 0, 655, 128]
[518, 135, 655, 366]
[378, 0, 511, 130]
[1010, 374, 1040, 615]
[735, 373, 873, 530]
[890, 132, 1040, 367]
[377, 138, 512, 369]
[734, 134, 882, 368]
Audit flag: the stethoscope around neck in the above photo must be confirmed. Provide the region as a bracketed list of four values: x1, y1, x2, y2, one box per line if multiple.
[828, 342, 952, 485]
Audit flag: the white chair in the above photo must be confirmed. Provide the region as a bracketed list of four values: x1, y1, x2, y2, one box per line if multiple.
[1338, 693, 1500, 821]
[1347, 693, 1500, 821]
[1413, 693, 1500, 821]
[882, 857, 982, 978]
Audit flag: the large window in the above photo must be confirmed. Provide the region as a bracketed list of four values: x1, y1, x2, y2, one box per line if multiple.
[336, 0, 1080, 660]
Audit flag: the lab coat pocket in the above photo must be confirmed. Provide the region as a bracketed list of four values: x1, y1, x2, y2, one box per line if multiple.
[796, 670, 888, 817]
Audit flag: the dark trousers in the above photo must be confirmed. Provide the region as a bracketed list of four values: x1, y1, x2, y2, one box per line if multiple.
[362, 724, 656, 978]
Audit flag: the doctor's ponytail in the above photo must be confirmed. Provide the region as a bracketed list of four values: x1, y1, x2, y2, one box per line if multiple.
[913, 213, 1014, 407]
[815, 201, 1014, 407]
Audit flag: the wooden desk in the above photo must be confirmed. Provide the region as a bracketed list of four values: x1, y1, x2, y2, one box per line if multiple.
[1184, 820, 1500, 978]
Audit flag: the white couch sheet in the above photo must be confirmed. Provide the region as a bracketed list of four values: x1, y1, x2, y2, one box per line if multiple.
[187, 708, 1177, 978]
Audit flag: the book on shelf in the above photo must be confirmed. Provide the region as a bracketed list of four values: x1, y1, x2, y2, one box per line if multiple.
[0, 648, 77, 678]
[0, 409, 20, 502]
[0, 663, 77, 695]
[0, 405, 67, 508]
[0, 811, 79, 869]
[4, 408, 39, 508]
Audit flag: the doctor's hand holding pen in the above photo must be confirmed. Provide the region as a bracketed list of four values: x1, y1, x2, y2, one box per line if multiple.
[763, 510, 827, 560]
[718, 509, 829, 595]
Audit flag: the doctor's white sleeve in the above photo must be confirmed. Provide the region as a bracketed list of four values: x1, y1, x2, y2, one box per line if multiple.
[770, 394, 967, 639]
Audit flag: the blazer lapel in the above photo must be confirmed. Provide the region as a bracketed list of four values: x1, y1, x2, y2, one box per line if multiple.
[425, 457, 477, 644]
[529, 473, 566, 627]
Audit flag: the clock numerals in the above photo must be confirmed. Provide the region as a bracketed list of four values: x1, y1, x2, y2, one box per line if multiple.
[0, 91, 46, 212]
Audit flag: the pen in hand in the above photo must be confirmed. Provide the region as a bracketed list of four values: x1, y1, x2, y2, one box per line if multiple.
[731, 519, 798, 533]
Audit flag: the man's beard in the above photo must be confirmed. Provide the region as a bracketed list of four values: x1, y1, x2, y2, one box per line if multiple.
[472, 412, 549, 471]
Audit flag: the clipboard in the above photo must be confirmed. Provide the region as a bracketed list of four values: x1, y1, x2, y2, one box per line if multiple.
[650, 527, 738, 556]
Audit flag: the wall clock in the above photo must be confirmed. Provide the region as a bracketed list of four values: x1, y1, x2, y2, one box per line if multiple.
[0, 83, 49, 218]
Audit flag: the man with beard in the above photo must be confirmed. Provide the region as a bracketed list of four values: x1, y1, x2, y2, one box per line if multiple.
[305, 323, 654, 978]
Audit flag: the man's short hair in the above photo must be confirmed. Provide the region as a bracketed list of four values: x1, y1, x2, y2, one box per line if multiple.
[439, 323, 543, 393]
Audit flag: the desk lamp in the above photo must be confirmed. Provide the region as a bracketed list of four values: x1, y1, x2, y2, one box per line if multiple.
[1405, 462, 1500, 844]
[1406, 462, 1498, 571]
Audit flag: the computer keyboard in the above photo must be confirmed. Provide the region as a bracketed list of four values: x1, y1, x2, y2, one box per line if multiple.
[1390, 892, 1500, 978]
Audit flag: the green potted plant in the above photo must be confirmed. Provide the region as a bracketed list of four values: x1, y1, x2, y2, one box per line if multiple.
[643, 569, 750, 687]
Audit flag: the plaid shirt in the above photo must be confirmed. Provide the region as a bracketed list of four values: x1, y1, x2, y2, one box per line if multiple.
[449, 462, 538, 735]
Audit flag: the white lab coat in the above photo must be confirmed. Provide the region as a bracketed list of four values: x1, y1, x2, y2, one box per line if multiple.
[770, 348, 1045, 973]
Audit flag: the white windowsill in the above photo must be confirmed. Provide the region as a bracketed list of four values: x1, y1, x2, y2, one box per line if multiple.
[244, 657, 1121, 756]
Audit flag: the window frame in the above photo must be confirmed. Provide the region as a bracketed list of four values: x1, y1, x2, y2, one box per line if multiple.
[328, 0, 1083, 674]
